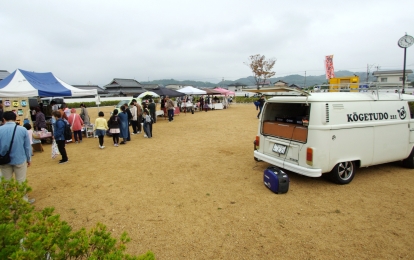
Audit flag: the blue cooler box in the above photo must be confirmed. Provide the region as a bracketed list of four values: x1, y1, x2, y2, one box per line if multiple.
[264, 166, 289, 194]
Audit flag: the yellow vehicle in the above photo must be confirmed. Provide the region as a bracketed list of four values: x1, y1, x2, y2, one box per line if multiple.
[329, 76, 359, 92]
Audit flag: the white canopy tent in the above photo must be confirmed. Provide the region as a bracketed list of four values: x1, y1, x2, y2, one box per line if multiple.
[0, 69, 98, 97]
[177, 86, 207, 95]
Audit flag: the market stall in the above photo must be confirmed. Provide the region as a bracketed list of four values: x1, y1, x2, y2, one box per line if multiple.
[0, 69, 98, 145]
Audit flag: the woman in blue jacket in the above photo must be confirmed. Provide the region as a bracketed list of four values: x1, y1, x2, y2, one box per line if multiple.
[118, 106, 129, 144]
[52, 110, 68, 164]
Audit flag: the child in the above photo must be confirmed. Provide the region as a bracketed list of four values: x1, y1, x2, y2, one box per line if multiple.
[23, 123, 34, 155]
[108, 109, 121, 146]
[143, 110, 152, 138]
[94, 111, 108, 149]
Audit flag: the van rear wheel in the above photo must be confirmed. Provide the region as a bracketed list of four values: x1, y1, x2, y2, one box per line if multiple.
[402, 148, 414, 168]
[328, 161, 355, 185]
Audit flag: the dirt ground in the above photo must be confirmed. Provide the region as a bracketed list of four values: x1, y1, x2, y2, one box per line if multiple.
[25, 103, 414, 259]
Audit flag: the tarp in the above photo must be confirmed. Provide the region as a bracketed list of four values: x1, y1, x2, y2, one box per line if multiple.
[201, 88, 222, 95]
[0, 69, 98, 97]
[177, 86, 207, 95]
[152, 87, 185, 97]
[214, 87, 235, 95]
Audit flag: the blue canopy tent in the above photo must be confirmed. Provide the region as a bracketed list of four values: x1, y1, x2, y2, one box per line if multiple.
[0, 69, 97, 97]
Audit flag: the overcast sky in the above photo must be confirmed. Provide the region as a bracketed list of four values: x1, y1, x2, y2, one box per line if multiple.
[1, 0, 413, 86]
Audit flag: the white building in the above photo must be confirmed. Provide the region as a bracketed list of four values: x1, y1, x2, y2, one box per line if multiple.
[372, 70, 413, 93]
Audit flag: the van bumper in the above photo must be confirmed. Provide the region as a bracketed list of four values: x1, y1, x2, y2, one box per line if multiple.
[254, 151, 322, 177]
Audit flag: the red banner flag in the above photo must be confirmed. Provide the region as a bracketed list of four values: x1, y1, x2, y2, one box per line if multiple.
[325, 55, 335, 79]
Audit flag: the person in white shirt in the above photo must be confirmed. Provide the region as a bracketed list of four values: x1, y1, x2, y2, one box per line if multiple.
[130, 99, 138, 134]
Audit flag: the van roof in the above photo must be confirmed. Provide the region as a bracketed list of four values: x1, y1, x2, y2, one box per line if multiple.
[267, 92, 414, 103]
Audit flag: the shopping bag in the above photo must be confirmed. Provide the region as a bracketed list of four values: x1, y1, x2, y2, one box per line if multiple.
[51, 140, 60, 159]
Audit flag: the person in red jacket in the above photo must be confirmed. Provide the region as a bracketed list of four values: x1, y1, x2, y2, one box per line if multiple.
[68, 108, 84, 143]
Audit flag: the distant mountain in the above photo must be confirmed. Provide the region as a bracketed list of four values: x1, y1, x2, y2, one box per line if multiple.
[141, 70, 414, 88]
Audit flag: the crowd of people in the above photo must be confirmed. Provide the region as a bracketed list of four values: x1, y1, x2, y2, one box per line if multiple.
[0, 94, 236, 204]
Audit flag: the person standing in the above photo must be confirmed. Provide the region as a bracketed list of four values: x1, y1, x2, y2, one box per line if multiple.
[136, 102, 143, 133]
[34, 107, 46, 131]
[63, 104, 71, 119]
[118, 106, 129, 144]
[52, 110, 68, 164]
[181, 95, 188, 113]
[199, 96, 204, 112]
[142, 110, 152, 138]
[59, 104, 69, 122]
[50, 100, 59, 112]
[94, 111, 108, 149]
[148, 99, 156, 123]
[176, 96, 182, 112]
[130, 100, 138, 134]
[49, 101, 59, 130]
[124, 103, 132, 141]
[165, 96, 175, 122]
[80, 103, 90, 125]
[0, 111, 34, 203]
[68, 108, 84, 143]
[142, 101, 149, 114]
[30, 106, 36, 123]
[161, 96, 166, 120]
[205, 96, 210, 112]
[108, 109, 121, 146]
[257, 95, 266, 119]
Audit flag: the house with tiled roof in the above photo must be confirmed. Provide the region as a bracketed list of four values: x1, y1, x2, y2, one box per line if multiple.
[289, 84, 302, 89]
[227, 82, 247, 93]
[103, 78, 147, 96]
[273, 80, 288, 87]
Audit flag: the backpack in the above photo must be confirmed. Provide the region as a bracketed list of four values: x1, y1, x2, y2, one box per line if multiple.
[64, 121, 72, 140]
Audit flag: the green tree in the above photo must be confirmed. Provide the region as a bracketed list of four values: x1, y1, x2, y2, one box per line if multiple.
[246, 54, 276, 90]
[0, 178, 154, 260]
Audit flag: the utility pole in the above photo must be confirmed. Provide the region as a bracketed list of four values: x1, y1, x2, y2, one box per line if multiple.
[304, 71, 307, 89]
[366, 64, 374, 82]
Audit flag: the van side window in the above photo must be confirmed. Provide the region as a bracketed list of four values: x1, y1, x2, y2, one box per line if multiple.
[409, 102, 414, 119]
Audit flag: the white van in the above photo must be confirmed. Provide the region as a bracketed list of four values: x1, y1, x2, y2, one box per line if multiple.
[253, 87, 414, 184]
[41, 97, 64, 107]
[114, 97, 135, 112]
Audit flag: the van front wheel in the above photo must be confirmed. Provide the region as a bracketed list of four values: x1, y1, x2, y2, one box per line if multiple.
[328, 161, 355, 184]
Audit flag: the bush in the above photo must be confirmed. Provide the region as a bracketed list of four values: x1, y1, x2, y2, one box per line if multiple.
[234, 97, 258, 103]
[64, 101, 121, 108]
[0, 178, 155, 259]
